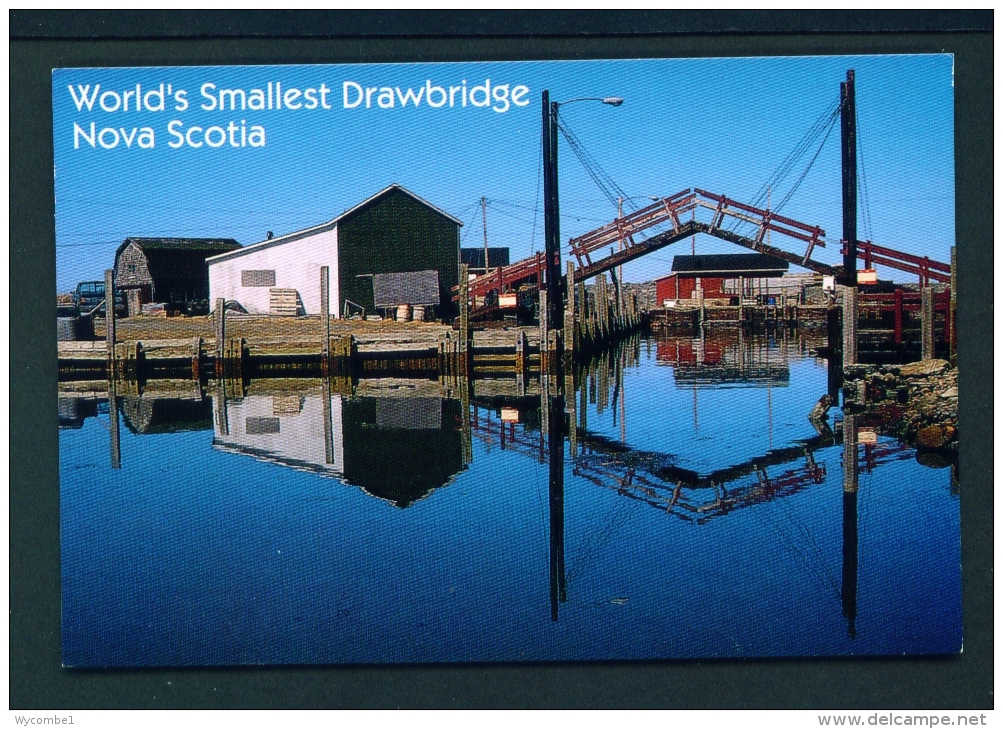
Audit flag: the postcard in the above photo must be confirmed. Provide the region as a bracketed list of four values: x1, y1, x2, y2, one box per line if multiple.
[55, 55, 959, 666]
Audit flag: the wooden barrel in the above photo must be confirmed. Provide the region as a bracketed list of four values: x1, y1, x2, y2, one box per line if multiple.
[396, 304, 412, 321]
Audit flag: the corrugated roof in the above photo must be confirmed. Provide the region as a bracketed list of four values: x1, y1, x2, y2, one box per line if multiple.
[671, 254, 790, 274]
[206, 183, 463, 265]
[372, 269, 441, 307]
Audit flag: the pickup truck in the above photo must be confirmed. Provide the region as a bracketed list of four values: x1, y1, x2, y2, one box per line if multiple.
[72, 281, 127, 317]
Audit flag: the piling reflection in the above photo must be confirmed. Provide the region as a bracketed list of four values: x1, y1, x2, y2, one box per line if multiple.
[59, 324, 957, 650]
[841, 412, 859, 639]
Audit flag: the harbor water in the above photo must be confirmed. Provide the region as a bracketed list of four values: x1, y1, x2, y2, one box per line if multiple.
[59, 330, 961, 666]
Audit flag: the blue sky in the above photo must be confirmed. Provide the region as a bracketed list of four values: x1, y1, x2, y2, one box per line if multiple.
[53, 55, 955, 291]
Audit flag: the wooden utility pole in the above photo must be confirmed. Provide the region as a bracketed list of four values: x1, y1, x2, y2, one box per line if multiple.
[481, 196, 490, 277]
[841, 69, 858, 287]
[542, 90, 562, 331]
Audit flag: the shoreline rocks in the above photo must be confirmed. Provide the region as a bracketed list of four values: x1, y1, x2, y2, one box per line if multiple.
[842, 359, 958, 455]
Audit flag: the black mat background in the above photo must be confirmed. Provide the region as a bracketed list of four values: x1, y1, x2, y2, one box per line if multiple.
[10, 10, 993, 709]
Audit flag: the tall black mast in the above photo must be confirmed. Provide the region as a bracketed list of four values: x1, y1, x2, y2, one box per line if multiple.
[542, 90, 562, 329]
[840, 69, 857, 287]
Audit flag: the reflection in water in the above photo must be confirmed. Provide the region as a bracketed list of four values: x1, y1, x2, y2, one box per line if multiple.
[842, 413, 860, 639]
[211, 380, 465, 508]
[652, 329, 825, 388]
[59, 330, 960, 664]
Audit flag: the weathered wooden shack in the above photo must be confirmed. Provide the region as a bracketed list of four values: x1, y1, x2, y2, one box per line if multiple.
[206, 184, 462, 318]
[114, 237, 241, 314]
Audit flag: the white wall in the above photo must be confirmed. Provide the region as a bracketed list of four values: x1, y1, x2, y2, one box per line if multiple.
[208, 226, 340, 315]
[212, 392, 345, 475]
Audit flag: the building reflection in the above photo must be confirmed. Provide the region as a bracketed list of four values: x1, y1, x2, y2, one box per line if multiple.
[211, 378, 466, 508]
[654, 329, 827, 388]
[58, 395, 106, 430]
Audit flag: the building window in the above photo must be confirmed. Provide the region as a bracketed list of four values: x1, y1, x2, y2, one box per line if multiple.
[242, 269, 276, 287]
[127, 263, 137, 274]
[245, 417, 280, 435]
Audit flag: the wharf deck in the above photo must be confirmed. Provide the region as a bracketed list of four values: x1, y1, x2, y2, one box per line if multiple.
[58, 316, 550, 382]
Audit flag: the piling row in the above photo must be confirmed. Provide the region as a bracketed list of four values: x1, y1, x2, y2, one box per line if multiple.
[572, 268, 644, 354]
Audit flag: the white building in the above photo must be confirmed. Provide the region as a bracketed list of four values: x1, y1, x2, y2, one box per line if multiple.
[206, 183, 463, 317]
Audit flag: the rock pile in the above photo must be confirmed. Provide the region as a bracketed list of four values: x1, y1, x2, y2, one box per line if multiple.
[842, 359, 958, 454]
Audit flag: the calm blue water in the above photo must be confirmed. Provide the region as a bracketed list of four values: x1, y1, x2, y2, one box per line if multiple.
[60, 331, 961, 666]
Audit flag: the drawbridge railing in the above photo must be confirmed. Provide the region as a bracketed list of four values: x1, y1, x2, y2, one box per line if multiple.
[567, 187, 827, 273]
[455, 187, 833, 302]
[848, 240, 951, 286]
[454, 186, 951, 303]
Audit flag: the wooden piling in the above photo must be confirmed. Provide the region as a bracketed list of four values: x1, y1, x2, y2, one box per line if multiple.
[565, 261, 576, 358]
[843, 414, 858, 493]
[214, 386, 229, 437]
[459, 263, 470, 377]
[105, 269, 117, 378]
[214, 297, 225, 378]
[893, 289, 903, 344]
[921, 286, 934, 361]
[323, 375, 335, 465]
[567, 364, 577, 458]
[109, 376, 121, 469]
[191, 337, 202, 381]
[460, 363, 472, 465]
[841, 286, 857, 366]
[539, 288, 549, 376]
[515, 329, 527, 396]
[950, 245, 957, 365]
[320, 265, 331, 374]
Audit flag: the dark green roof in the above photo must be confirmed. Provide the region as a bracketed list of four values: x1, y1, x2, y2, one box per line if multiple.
[671, 253, 789, 275]
[120, 237, 241, 254]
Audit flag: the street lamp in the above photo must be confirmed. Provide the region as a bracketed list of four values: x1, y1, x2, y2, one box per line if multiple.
[541, 90, 623, 330]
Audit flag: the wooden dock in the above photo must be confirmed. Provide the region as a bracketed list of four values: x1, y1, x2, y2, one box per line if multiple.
[57, 316, 554, 384]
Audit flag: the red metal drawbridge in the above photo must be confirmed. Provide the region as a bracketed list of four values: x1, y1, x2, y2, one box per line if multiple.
[456, 187, 950, 303]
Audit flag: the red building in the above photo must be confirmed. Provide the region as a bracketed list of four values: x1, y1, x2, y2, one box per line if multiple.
[655, 253, 789, 305]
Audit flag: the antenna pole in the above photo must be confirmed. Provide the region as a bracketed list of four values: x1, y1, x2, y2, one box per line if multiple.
[481, 196, 490, 277]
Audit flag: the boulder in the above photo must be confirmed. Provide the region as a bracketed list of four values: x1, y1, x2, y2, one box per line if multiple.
[843, 364, 876, 381]
[917, 424, 957, 450]
[899, 359, 949, 377]
[939, 386, 958, 399]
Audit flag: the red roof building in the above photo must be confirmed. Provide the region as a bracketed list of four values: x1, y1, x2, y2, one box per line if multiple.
[654, 254, 789, 305]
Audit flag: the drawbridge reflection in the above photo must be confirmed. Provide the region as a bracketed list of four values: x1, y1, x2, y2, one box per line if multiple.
[60, 327, 926, 637]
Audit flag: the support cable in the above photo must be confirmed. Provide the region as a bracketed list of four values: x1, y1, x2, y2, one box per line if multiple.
[856, 106, 875, 243]
[728, 97, 841, 234]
